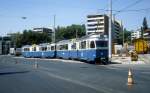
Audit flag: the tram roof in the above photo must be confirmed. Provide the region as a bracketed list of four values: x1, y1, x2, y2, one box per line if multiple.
[56, 34, 108, 44]
[22, 45, 31, 48]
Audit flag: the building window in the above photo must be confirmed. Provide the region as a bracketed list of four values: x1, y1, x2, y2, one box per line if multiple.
[87, 20, 96, 22]
[87, 23, 104, 27]
[87, 15, 103, 18]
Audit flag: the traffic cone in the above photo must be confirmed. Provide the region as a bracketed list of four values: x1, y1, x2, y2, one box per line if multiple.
[127, 68, 134, 86]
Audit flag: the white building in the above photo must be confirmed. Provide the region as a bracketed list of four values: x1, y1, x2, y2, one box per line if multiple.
[86, 14, 109, 35]
[33, 27, 53, 35]
[131, 29, 141, 40]
[86, 14, 123, 44]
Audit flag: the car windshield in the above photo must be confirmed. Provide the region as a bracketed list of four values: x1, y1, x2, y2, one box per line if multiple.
[96, 41, 108, 48]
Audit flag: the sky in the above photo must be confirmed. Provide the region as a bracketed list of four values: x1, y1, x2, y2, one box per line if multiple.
[0, 0, 150, 36]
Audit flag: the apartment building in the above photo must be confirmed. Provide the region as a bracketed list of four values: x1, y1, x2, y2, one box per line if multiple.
[0, 36, 11, 55]
[86, 14, 123, 44]
[86, 14, 109, 35]
[33, 27, 53, 35]
[131, 29, 141, 40]
[112, 20, 123, 43]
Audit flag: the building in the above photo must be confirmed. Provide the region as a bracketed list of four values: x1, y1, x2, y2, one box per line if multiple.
[112, 19, 123, 43]
[144, 28, 150, 40]
[86, 14, 109, 35]
[86, 14, 123, 44]
[131, 29, 141, 40]
[33, 27, 53, 35]
[0, 41, 2, 55]
[0, 36, 11, 55]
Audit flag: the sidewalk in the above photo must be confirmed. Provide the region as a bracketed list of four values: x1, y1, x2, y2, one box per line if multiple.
[111, 56, 145, 64]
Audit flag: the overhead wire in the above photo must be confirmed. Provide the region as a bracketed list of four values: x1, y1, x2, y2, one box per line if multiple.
[97, 0, 119, 14]
[114, 0, 144, 15]
[97, 8, 150, 12]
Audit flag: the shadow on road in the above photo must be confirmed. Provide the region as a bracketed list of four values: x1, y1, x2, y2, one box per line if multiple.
[0, 71, 30, 76]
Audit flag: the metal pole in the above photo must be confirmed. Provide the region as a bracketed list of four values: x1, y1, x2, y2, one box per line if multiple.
[53, 15, 56, 43]
[123, 23, 124, 46]
[53, 15, 57, 58]
[76, 29, 78, 39]
[108, 0, 112, 62]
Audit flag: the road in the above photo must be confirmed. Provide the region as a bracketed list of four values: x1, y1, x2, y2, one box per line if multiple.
[0, 55, 150, 93]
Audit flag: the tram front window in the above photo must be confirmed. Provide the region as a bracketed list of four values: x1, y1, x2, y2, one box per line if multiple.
[96, 41, 108, 48]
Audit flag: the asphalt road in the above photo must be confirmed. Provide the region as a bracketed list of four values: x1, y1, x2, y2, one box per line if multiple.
[0, 55, 150, 93]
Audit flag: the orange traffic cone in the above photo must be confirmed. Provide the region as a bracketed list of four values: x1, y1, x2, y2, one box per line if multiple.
[127, 68, 134, 86]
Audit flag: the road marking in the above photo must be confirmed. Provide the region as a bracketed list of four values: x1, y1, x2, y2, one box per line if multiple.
[38, 67, 114, 93]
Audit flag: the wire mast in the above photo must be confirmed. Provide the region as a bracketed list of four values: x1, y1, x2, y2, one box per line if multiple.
[108, 0, 112, 62]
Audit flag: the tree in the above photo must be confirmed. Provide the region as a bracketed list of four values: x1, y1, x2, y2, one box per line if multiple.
[10, 24, 85, 47]
[141, 17, 148, 38]
[143, 17, 148, 30]
[55, 24, 86, 41]
[10, 30, 52, 48]
[117, 28, 131, 45]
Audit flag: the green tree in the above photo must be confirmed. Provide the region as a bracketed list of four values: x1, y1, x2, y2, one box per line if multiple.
[141, 17, 148, 38]
[55, 24, 86, 41]
[118, 28, 131, 45]
[143, 17, 148, 30]
[10, 29, 52, 47]
[10, 32, 22, 48]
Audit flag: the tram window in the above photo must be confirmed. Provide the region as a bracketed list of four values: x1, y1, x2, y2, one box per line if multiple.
[57, 45, 60, 50]
[71, 43, 76, 50]
[64, 44, 68, 50]
[41, 47, 47, 51]
[32, 47, 36, 51]
[59, 44, 68, 50]
[47, 47, 51, 51]
[51, 46, 55, 50]
[60, 45, 63, 50]
[90, 41, 95, 48]
[80, 41, 86, 49]
[24, 48, 29, 51]
[96, 41, 108, 48]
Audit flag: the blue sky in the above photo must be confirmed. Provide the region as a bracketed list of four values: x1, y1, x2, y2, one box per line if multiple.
[0, 0, 150, 36]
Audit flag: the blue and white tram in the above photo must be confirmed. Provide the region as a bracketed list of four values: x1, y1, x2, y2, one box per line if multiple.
[39, 43, 56, 58]
[56, 40, 70, 59]
[72, 34, 108, 64]
[22, 44, 40, 58]
[22, 45, 32, 58]
[22, 34, 108, 64]
[31, 44, 40, 58]
[69, 39, 79, 59]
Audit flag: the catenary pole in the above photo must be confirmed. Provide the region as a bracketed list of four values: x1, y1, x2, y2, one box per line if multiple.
[53, 15, 56, 43]
[108, 0, 112, 62]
